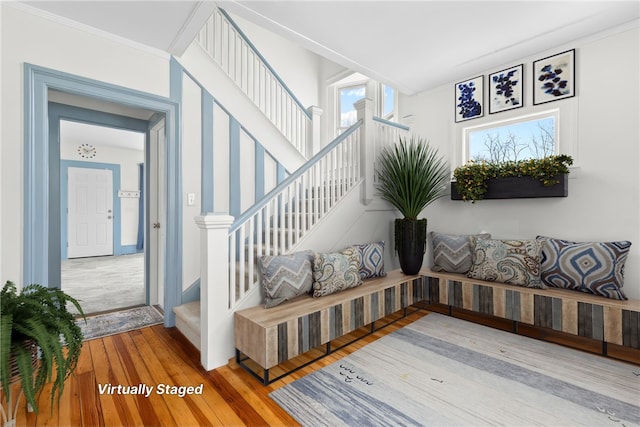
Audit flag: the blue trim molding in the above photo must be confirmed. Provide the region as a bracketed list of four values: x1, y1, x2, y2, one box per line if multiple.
[24, 63, 181, 327]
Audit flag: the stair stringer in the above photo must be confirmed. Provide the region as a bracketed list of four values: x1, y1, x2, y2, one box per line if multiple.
[176, 41, 307, 173]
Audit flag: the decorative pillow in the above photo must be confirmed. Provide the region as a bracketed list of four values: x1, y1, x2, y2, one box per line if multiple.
[467, 237, 545, 288]
[259, 250, 314, 308]
[537, 236, 631, 300]
[430, 232, 491, 273]
[312, 248, 363, 297]
[348, 241, 386, 279]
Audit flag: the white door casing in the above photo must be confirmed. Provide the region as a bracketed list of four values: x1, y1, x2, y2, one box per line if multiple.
[67, 167, 114, 258]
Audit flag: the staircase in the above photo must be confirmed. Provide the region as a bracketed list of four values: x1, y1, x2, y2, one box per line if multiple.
[171, 6, 410, 370]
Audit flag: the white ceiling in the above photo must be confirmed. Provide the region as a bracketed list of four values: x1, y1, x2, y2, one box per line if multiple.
[19, 1, 640, 95]
[61, 120, 145, 152]
[220, 1, 640, 95]
[20, 0, 216, 55]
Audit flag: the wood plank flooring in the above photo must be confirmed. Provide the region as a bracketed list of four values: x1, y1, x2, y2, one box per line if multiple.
[8, 310, 428, 427]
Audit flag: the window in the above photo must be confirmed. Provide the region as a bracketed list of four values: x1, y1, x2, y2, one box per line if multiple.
[338, 84, 366, 132]
[382, 85, 395, 119]
[465, 110, 558, 163]
[333, 73, 398, 136]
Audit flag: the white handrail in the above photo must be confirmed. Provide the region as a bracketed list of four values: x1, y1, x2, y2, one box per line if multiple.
[228, 121, 362, 308]
[196, 7, 311, 157]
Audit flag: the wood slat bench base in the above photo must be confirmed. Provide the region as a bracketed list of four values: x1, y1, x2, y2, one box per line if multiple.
[234, 270, 427, 384]
[421, 269, 640, 359]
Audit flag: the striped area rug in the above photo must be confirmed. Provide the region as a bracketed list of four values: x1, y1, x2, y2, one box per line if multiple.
[270, 313, 640, 426]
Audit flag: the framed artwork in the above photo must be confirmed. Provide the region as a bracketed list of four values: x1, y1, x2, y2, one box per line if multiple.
[489, 64, 523, 114]
[533, 49, 575, 105]
[455, 76, 484, 122]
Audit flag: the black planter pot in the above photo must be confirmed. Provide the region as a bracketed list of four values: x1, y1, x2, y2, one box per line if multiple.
[395, 218, 427, 275]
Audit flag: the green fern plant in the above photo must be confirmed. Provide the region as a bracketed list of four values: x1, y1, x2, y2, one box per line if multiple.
[0, 281, 84, 415]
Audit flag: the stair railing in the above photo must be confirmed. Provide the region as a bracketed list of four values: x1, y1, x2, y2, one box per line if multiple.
[196, 7, 313, 157]
[194, 99, 410, 370]
[228, 120, 363, 307]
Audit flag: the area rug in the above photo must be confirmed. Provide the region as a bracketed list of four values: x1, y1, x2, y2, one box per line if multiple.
[78, 305, 164, 341]
[270, 313, 640, 427]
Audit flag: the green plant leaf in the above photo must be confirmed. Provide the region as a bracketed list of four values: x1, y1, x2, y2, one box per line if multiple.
[376, 135, 449, 219]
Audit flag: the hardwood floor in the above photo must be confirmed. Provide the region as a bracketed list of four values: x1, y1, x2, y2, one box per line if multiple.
[10, 310, 429, 426]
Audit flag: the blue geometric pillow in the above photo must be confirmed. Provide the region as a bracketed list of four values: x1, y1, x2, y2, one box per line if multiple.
[259, 250, 315, 308]
[350, 241, 386, 279]
[537, 236, 631, 300]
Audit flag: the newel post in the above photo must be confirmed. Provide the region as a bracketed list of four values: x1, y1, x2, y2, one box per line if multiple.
[195, 214, 234, 370]
[355, 98, 375, 205]
[307, 105, 323, 157]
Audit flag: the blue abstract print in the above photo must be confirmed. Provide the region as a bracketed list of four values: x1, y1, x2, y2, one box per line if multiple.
[538, 64, 569, 97]
[492, 70, 519, 106]
[457, 81, 482, 120]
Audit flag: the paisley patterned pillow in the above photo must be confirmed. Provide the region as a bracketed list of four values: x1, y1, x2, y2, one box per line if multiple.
[467, 237, 545, 289]
[312, 248, 363, 297]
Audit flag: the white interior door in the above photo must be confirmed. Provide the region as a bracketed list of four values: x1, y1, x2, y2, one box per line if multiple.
[149, 119, 166, 307]
[67, 167, 114, 258]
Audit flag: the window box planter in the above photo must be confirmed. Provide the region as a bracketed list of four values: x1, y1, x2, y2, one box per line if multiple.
[451, 173, 568, 200]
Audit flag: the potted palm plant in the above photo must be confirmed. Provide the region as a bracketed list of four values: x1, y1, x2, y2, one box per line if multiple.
[1, 281, 84, 425]
[376, 135, 449, 275]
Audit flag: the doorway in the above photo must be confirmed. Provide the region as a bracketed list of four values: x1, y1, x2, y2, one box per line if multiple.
[57, 115, 149, 315]
[24, 64, 182, 327]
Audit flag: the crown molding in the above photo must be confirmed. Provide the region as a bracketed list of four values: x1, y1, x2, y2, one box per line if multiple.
[5, 2, 170, 59]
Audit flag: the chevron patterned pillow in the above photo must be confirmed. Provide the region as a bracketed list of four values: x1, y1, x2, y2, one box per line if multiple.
[430, 232, 491, 273]
[537, 236, 631, 300]
[260, 250, 315, 308]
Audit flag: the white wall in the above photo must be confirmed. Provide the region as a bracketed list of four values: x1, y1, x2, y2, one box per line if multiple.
[1, 4, 169, 285]
[399, 25, 640, 299]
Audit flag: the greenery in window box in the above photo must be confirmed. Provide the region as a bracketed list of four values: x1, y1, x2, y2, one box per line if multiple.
[1, 281, 85, 418]
[453, 154, 573, 202]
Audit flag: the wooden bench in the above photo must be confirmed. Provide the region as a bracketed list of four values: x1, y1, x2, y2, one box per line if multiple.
[421, 269, 640, 361]
[234, 269, 427, 384]
[235, 268, 640, 384]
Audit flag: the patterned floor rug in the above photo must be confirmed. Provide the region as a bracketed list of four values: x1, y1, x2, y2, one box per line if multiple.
[78, 305, 164, 341]
[270, 313, 640, 427]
